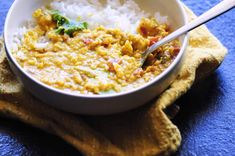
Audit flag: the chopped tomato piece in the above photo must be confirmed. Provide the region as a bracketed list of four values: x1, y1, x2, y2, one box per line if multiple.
[149, 36, 161, 46]
[173, 46, 180, 55]
[165, 25, 171, 32]
[140, 27, 147, 36]
[107, 59, 122, 72]
[82, 38, 93, 45]
[133, 68, 144, 77]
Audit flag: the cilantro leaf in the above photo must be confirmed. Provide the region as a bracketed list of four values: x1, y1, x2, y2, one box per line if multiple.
[49, 10, 88, 36]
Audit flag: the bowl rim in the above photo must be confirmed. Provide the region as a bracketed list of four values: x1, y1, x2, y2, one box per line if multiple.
[4, 0, 189, 99]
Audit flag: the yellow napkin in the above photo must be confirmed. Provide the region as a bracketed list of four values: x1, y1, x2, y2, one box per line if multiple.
[0, 6, 227, 156]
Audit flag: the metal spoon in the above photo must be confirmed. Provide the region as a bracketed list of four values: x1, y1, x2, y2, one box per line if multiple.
[141, 0, 235, 66]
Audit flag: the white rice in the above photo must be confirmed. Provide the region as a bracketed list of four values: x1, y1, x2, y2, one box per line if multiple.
[13, 0, 168, 50]
[50, 0, 168, 33]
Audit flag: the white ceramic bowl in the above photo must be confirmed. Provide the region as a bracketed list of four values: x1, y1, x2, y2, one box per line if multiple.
[4, 0, 188, 115]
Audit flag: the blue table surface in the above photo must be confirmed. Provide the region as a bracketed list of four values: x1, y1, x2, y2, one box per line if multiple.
[0, 0, 235, 156]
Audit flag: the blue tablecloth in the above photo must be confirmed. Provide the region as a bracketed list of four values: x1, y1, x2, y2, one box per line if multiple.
[0, 0, 234, 155]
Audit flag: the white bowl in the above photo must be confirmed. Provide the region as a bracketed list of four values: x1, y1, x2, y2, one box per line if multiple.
[4, 0, 188, 115]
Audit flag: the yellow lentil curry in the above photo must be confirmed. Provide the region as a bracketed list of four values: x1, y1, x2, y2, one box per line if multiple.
[13, 9, 180, 95]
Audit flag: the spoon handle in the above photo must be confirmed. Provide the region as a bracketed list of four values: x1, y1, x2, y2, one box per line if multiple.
[144, 0, 235, 61]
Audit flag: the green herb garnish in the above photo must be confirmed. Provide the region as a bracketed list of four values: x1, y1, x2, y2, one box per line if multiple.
[49, 10, 88, 36]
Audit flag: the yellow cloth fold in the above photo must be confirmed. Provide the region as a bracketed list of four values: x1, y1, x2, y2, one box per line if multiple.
[0, 6, 227, 156]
